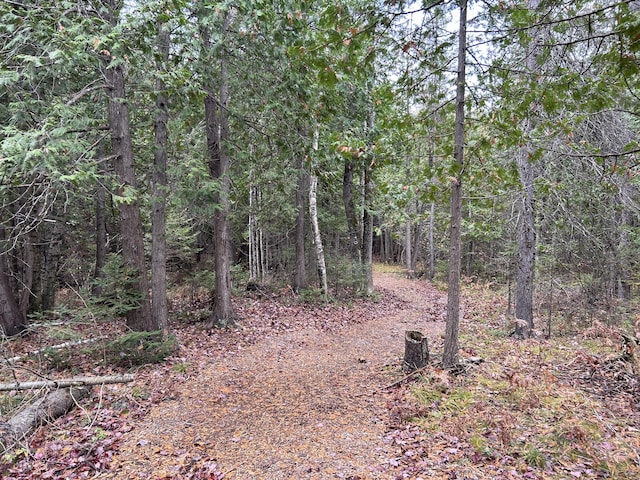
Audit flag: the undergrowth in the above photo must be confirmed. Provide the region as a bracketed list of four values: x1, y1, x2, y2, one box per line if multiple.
[400, 281, 640, 479]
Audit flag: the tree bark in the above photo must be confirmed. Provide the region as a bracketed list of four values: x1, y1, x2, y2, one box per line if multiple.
[343, 158, 361, 261]
[0, 374, 133, 392]
[203, 10, 236, 327]
[293, 155, 308, 293]
[429, 200, 435, 280]
[1, 387, 89, 451]
[405, 156, 413, 277]
[404, 330, 429, 372]
[39, 210, 63, 311]
[309, 174, 328, 298]
[103, 0, 153, 332]
[19, 233, 35, 315]
[411, 216, 422, 273]
[0, 253, 26, 337]
[514, 0, 541, 339]
[405, 219, 413, 276]
[94, 182, 107, 282]
[443, 0, 467, 369]
[362, 162, 374, 296]
[515, 147, 536, 338]
[152, 23, 170, 338]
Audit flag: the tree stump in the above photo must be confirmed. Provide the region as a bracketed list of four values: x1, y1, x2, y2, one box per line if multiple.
[404, 330, 429, 372]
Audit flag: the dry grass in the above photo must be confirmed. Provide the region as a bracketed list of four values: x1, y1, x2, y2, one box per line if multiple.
[403, 281, 640, 479]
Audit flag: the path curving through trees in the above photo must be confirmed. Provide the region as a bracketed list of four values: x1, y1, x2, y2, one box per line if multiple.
[101, 270, 447, 479]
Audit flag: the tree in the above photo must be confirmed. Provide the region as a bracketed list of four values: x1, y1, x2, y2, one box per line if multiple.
[0, 242, 26, 336]
[443, 0, 467, 369]
[511, 0, 542, 339]
[102, 0, 154, 332]
[294, 154, 308, 293]
[309, 124, 329, 298]
[201, 7, 236, 327]
[151, 21, 170, 337]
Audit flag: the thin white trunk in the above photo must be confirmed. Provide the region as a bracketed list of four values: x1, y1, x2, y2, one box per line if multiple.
[309, 176, 328, 297]
[309, 125, 328, 297]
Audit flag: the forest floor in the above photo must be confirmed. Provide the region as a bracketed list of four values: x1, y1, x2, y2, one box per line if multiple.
[94, 266, 449, 479]
[2, 265, 640, 479]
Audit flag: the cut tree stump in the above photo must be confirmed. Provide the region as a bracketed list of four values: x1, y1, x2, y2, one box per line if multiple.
[404, 330, 429, 372]
[1, 387, 89, 452]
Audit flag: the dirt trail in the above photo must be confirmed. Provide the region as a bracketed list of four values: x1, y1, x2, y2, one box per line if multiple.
[103, 270, 447, 479]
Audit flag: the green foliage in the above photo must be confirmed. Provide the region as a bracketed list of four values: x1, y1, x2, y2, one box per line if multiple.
[185, 268, 216, 292]
[296, 287, 332, 304]
[89, 254, 145, 317]
[522, 445, 547, 469]
[104, 331, 177, 368]
[0, 392, 25, 417]
[326, 255, 369, 298]
[41, 346, 74, 371]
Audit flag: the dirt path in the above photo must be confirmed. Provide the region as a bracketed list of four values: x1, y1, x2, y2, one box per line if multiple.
[102, 270, 447, 479]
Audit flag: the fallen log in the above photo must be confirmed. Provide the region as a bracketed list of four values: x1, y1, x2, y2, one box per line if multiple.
[0, 374, 134, 392]
[4, 336, 108, 364]
[1, 387, 89, 451]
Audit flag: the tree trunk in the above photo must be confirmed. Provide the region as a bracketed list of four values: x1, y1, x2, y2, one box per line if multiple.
[293, 156, 308, 293]
[203, 10, 236, 327]
[343, 158, 361, 261]
[443, 0, 467, 369]
[248, 186, 257, 281]
[19, 233, 35, 315]
[94, 182, 107, 282]
[0, 375, 133, 392]
[362, 110, 375, 295]
[428, 201, 435, 280]
[39, 210, 63, 311]
[405, 218, 413, 276]
[309, 174, 328, 298]
[404, 330, 429, 372]
[362, 162, 374, 296]
[103, 0, 153, 332]
[411, 217, 422, 273]
[616, 180, 633, 300]
[0, 253, 26, 337]
[514, 0, 541, 339]
[515, 148, 536, 338]
[152, 23, 170, 338]
[427, 150, 436, 280]
[405, 156, 413, 277]
[1, 387, 89, 451]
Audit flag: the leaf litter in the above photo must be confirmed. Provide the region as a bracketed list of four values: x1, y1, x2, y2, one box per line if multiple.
[2, 268, 639, 479]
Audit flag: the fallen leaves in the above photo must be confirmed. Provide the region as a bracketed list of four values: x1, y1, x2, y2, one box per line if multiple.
[4, 269, 639, 479]
[384, 279, 640, 480]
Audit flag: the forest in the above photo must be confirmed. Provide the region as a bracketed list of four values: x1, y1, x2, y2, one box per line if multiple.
[1, 0, 639, 478]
